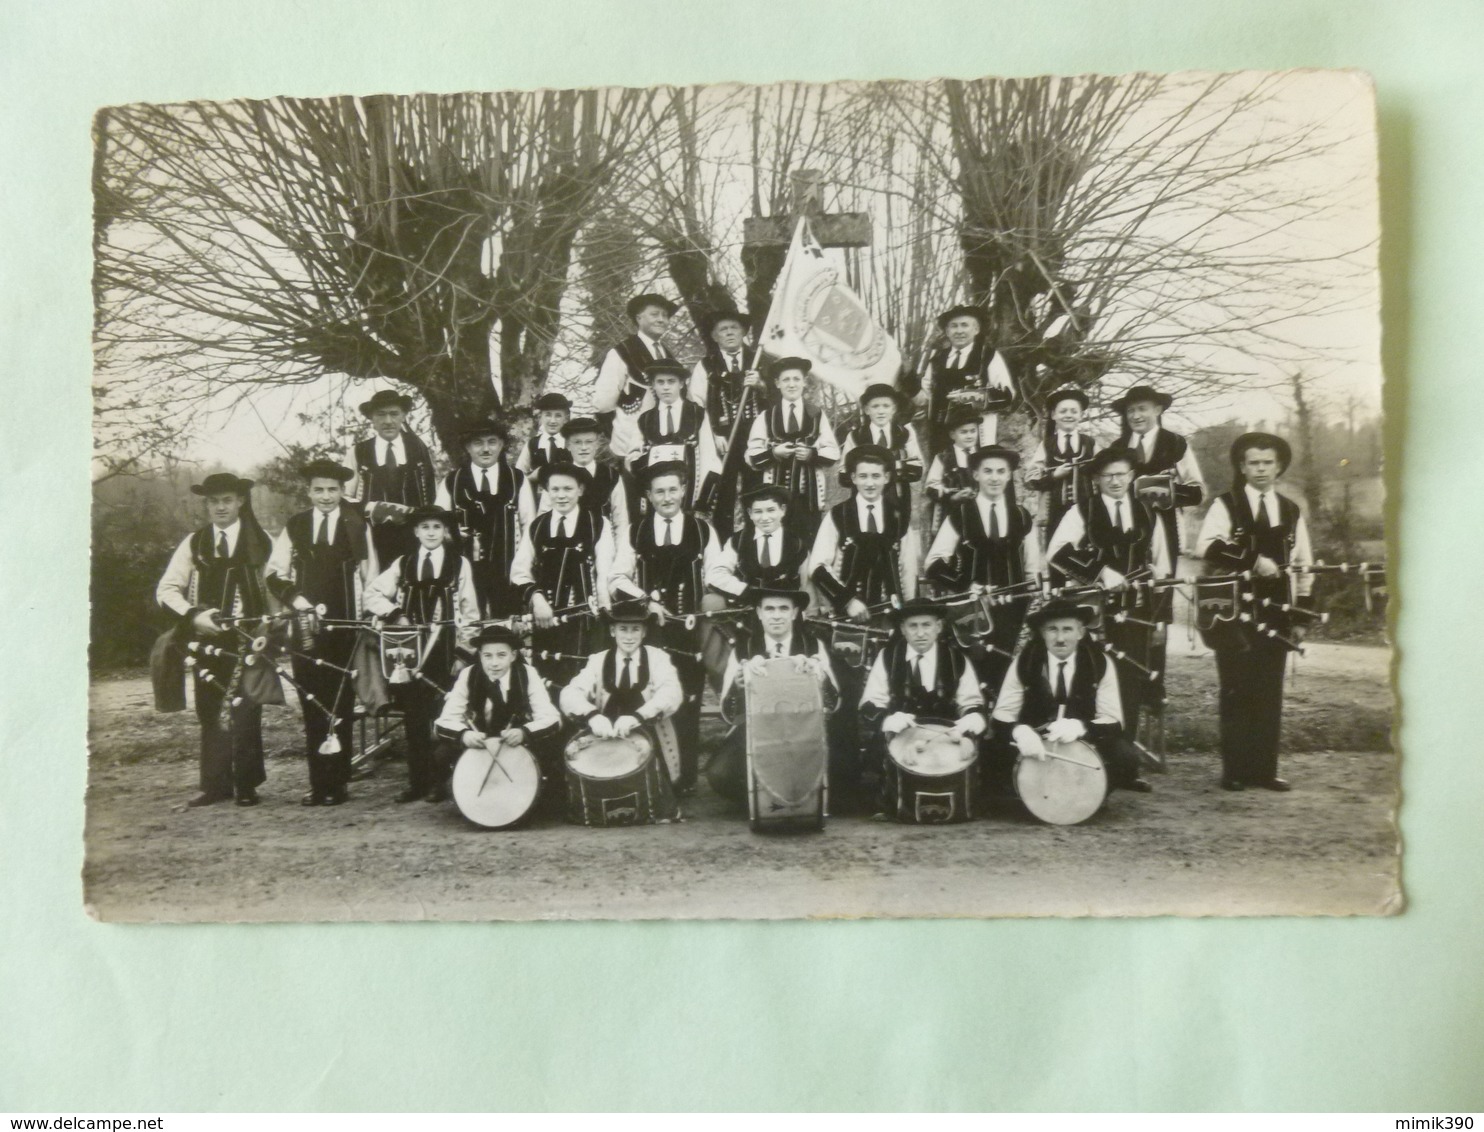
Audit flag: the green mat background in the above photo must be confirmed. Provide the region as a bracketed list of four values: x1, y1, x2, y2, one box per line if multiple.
[2, 0, 1479, 1111]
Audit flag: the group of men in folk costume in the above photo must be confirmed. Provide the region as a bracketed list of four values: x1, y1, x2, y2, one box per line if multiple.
[155, 290, 1318, 822]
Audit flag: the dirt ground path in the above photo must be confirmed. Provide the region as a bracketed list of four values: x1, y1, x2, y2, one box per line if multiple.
[83, 642, 1399, 922]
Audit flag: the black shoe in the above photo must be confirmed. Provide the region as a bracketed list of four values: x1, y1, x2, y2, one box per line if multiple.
[395, 787, 424, 804]
[301, 791, 325, 807]
[322, 790, 348, 807]
[187, 791, 230, 808]
[1220, 779, 1246, 792]
[235, 790, 260, 807]
[1125, 778, 1154, 793]
[425, 785, 449, 803]
[1257, 778, 1292, 792]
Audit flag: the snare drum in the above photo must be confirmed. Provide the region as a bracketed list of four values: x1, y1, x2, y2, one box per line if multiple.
[564, 730, 677, 827]
[452, 739, 541, 829]
[1014, 738, 1108, 825]
[886, 719, 977, 823]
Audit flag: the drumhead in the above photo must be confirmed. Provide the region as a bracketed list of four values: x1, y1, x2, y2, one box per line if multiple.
[1014, 739, 1108, 825]
[889, 723, 976, 777]
[452, 743, 541, 829]
[566, 734, 651, 780]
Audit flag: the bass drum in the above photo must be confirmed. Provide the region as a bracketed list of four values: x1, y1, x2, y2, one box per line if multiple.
[452, 740, 541, 829]
[564, 731, 678, 827]
[1014, 738, 1108, 825]
[886, 719, 977, 824]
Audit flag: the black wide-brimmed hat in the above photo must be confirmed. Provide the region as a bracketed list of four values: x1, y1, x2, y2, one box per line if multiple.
[1229, 431, 1293, 475]
[944, 405, 983, 431]
[1086, 446, 1139, 477]
[748, 585, 810, 608]
[405, 504, 459, 527]
[892, 597, 948, 621]
[1027, 598, 1097, 630]
[358, 389, 416, 418]
[858, 382, 908, 410]
[626, 293, 678, 322]
[936, 304, 990, 330]
[638, 460, 690, 487]
[535, 462, 593, 489]
[968, 444, 1021, 471]
[644, 359, 691, 383]
[769, 356, 813, 380]
[458, 417, 509, 444]
[701, 308, 751, 336]
[533, 392, 572, 413]
[191, 472, 254, 497]
[560, 416, 607, 439]
[1109, 384, 1173, 414]
[603, 598, 657, 625]
[739, 484, 790, 510]
[1045, 385, 1091, 411]
[844, 443, 895, 476]
[297, 459, 353, 483]
[471, 624, 525, 651]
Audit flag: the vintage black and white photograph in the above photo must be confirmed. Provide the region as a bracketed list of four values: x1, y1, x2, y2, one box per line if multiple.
[87, 69, 1394, 921]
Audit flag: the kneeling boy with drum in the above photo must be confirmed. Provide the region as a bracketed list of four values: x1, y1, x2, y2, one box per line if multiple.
[989, 599, 1150, 824]
[859, 597, 987, 823]
[557, 599, 684, 825]
[435, 625, 563, 828]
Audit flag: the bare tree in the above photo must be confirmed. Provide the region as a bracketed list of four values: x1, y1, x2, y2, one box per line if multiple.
[95, 89, 662, 454]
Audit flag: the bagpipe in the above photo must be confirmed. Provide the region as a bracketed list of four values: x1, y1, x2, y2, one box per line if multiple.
[1192, 561, 1384, 653]
[805, 595, 902, 669]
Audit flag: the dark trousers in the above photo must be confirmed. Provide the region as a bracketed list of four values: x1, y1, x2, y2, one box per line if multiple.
[1214, 636, 1289, 784]
[1104, 619, 1155, 739]
[194, 675, 265, 798]
[530, 617, 597, 690]
[394, 682, 441, 794]
[370, 522, 416, 569]
[291, 645, 355, 796]
[784, 506, 824, 551]
[974, 599, 1027, 711]
[470, 559, 523, 619]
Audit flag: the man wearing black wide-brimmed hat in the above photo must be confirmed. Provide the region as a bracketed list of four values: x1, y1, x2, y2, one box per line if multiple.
[435, 417, 536, 619]
[265, 459, 374, 806]
[989, 599, 1149, 797]
[1109, 383, 1205, 567]
[917, 303, 1016, 456]
[1195, 432, 1315, 792]
[690, 309, 765, 539]
[593, 292, 680, 459]
[344, 387, 438, 567]
[156, 472, 275, 808]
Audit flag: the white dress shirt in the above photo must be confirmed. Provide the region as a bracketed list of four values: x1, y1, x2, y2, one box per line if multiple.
[558, 645, 683, 721]
[434, 662, 562, 737]
[923, 494, 1044, 577]
[1045, 494, 1172, 579]
[1195, 485, 1314, 597]
[376, 435, 408, 467]
[992, 649, 1124, 726]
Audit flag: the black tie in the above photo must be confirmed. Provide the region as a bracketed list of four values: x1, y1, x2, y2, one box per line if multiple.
[866, 504, 878, 534]
[988, 503, 1000, 539]
[619, 657, 633, 689]
[217, 531, 229, 559]
[490, 680, 505, 710]
[663, 519, 674, 547]
[385, 443, 398, 472]
[420, 552, 434, 583]
[787, 405, 798, 434]
[664, 407, 674, 436]
[1256, 494, 1273, 530]
[1056, 662, 1068, 704]
[760, 535, 772, 569]
[315, 517, 329, 546]
[912, 653, 924, 688]
[1061, 436, 1072, 457]
[774, 641, 785, 657]
[479, 470, 491, 496]
[729, 355, 741, 375]
[1114, 501, 1125, 531]
[876, 429, 887, 447]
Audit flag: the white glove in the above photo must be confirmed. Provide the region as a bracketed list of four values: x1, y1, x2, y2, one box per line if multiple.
[883, 712, 915, 736]
[1044, 717, 1087, 745]
[588, 714, 616, 739]
[1013, 724, 1047, 759]
[612, 714, 642, 738]
[951, 714, 986, 738]
[1097, 567, 1128, 590]
[192, 609, 223, 637]
[291, 595, 314, 612]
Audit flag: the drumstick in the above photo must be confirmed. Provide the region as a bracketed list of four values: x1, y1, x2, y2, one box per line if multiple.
[478, 738, 510, 794]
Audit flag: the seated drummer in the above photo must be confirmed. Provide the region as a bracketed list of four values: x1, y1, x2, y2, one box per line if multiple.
[557, 598, 685, 815]
[988, 599, 1150, 797]
[710, 586, 838, 805]
[859, 598, 987, 811]
[435, 624, 564, 819]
